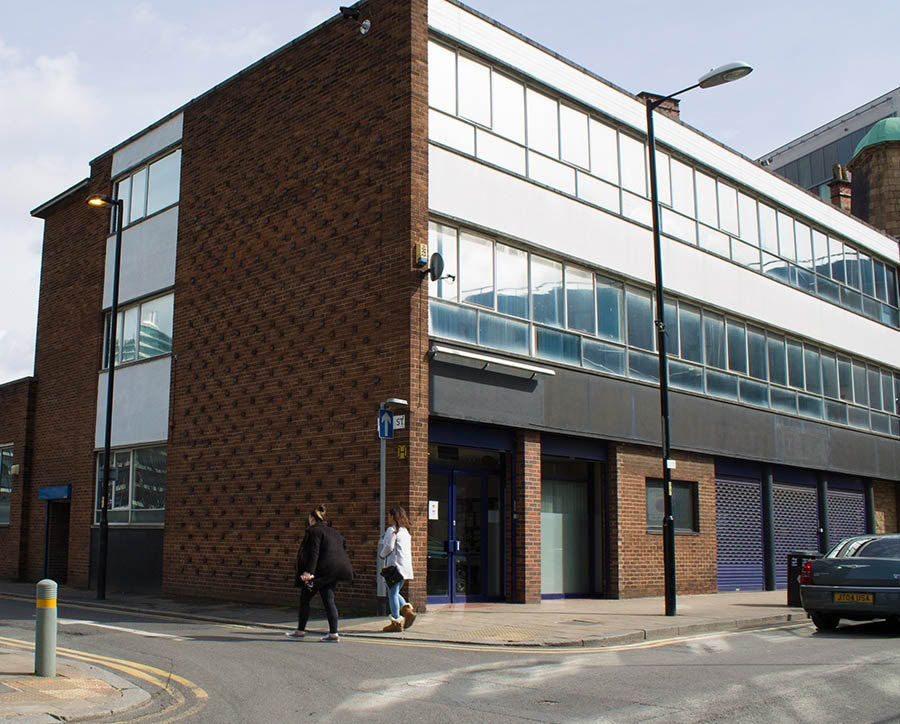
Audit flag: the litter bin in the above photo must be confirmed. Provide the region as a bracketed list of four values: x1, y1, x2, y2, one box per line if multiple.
[787, 550, 822, 607]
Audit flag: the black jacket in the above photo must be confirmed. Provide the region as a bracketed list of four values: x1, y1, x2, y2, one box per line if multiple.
[295, 522, 354, 587]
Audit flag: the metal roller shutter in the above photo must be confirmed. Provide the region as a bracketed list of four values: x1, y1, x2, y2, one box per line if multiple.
[773, 483, 818, 589]
[716, 478, 764, 591]
[827, 489, 866, 550]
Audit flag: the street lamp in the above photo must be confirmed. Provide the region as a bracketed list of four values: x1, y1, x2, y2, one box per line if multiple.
[87, 193, 125, 600]
[645, 62, 752, 617]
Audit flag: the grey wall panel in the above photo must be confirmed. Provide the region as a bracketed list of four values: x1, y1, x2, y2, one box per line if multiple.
[430, 360, 900, 480]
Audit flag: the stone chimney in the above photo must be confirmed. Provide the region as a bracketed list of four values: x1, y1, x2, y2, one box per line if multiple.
[828, 164, 852, 213]
[637, 92, 680, 121]
[847, 118, 900, 241]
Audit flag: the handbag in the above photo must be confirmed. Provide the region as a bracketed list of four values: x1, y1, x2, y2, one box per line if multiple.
[380, 564, 404, 587]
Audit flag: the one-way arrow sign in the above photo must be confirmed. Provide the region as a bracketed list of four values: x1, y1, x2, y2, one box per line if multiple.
[378, 409, 394, 439]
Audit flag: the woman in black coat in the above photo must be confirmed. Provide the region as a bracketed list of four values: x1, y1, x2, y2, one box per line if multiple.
[287, 504, 354, 641]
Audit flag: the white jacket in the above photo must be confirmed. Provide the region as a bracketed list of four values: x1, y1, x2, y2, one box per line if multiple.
[379, 526, 414, 580]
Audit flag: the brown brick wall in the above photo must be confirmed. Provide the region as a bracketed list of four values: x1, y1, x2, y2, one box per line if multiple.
[29, 171, 111, 587]
[163, 0, 429, 608]
[513, 430, 541, 602]
[850, 143, 900, 241]
[0, 377, 35, 579]
[873, 479, 899, 534]
[609, 443, 717, 598]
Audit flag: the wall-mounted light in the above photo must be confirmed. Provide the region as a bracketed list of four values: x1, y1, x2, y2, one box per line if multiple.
[339, 5, 371, 34]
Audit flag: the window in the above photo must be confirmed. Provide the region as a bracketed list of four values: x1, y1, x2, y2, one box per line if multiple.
[491, 72, 525, 143]
[531, 255, 563, 327]
[703, 312, 726, 369]
[646, 479, 698, 532]
[428, 42, 456, 114]
[428, 222, 458, 301]
[618, 134, 646, 196]
[559, 105, 589, 169]
[459, 232, 494, 308]
[0, 447, 12, 525]
[526, 89, 559, 158]
[626, 287, 654, 351]
[589, 119, 618, 184]
[679, 303, 702, 363]
[113, 149, 181, 228]
[496, 243, 528, 318]
[566, 266, 595, 333]
[670, 158, 695, 217]
[595, 274, 623, 342]
[95, 446, 166, 524]
[103, 293, 174, 368]
[457, 55, 491, 127]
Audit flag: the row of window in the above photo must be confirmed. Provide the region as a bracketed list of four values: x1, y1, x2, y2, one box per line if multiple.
[646, 479, 697, 533]
[112, 149, 182, 231]
[102, 293, 174, 369]
[428, 221, 900, 437]
[427, 40, 900, 328]
[771, 123, 875, 192]
[0, 446, 12, 525]
[95, 446, 166, 524]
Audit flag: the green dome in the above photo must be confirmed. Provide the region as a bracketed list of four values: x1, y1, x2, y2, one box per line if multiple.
[852, 117, 900, 160]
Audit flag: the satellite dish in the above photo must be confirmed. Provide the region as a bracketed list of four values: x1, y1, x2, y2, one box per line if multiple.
[428, 252, 445, 282]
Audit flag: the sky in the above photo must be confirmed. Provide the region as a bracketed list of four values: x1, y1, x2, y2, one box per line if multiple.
[1, 0, 898, 385]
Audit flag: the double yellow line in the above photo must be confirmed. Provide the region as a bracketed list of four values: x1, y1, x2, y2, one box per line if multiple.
[0, 635, 206, 722]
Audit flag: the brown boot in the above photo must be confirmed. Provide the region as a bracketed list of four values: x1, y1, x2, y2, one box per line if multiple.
[400, 603, 416, 630]
[382, 617, 403, 632]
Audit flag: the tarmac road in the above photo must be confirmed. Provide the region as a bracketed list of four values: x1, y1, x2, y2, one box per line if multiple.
[2, 596, 900, 723]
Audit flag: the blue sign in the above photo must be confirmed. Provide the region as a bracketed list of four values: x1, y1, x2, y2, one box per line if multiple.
[378, 409, 394, 440]
[38, 485, 72, 501]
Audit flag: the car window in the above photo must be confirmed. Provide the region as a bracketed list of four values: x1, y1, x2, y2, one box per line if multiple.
[857, 538, 900, 559]
[840, 538, 873, 557]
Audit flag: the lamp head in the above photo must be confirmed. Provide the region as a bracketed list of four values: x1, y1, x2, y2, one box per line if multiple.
[698, 62, 753, 89]
[87, 195, 116, 208]
[339, 5, 360, 19]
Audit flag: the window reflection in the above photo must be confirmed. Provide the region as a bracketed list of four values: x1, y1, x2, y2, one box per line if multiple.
[491, 72, 525, 143]
[589, 119, 618, 184]
[428, 42, 457, 114]
[459, 232, 494, 308]
[626, 287, 654, 351]
[429, 222, 458, 301]
[595, 275, 623, 342]
[566, 266, 595, 333]
[526, 89, 559, 158]
[496, 243, 528, 318]
[559, 105, 589, 169]
[618, 134, 646, 196]
[531, 255, 563, 327]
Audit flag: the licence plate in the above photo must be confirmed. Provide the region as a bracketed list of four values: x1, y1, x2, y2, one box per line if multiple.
[833, 592, 873, 604]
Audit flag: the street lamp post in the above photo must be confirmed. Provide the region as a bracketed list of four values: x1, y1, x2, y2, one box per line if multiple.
[87, 194, 125, 601]
[644, 62, 752, 617]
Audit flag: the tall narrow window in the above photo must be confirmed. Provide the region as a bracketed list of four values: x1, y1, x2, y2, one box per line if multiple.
[428, 42, 457, 114]
[458, 232, 494, 308]
[670, 159, 695, 217]
[526, 89, 559, 158]
[703, 312, 726, 369]
[726, 320, 747, 374]
[531, 255, 564, 327]
[679, 303, 702, 363]
[496, 243, 528, 318]
[618, 134, 646, 196]
[589, 119, 618, 184]
[428, 222, 458, 301]
[146, 149, 182, 215]
[566, 266, 594, 333]
[0, 447, 12, 525]
[559, 105, 589, 169]
[457, 55, 491, 127]
[625, 287, 654, 351]
[595, 274, 623, 342]
[491, 72, 525, 143]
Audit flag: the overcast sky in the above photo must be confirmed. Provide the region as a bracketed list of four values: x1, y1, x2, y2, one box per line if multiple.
[2, 0, 898, 385]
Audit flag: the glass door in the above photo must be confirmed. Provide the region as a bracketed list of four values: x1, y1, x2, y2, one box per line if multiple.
[453, 472, 484, 601]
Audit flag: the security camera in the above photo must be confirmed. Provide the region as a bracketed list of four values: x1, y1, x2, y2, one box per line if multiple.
[339, 6, 360, 20]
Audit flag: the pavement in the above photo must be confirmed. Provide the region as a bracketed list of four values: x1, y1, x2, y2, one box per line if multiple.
[0, 581, 807, 721]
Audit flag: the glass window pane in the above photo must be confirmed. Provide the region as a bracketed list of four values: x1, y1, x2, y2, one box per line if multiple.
[804, 346, 821, 394]
[767, 333, 786, 385]
[654, 150, 671, 207]
[526, 89, 559, 158]
[669, 360, 703, 392]
[626, 287, 654, 351]
[758, 203, 778, 254]
[528, 150, 576, 194]
[882, 372, 894, 416]
[661, 208, 697, 244]
[825, 399, 848, 425]
[583, 339, 625, 375]
[695, 171, 717, 227]
[428, 222, 458, 301]
[830, 238, 846, 283]
[737, 192, 758, 245]
[577, 172, 619, 212]
[798, 394, 823, 420]
[115, 176, 132, 227]
[794, 221, 813, 270]
[560, 105, 589, 169]
[762, 252, 790, 283]
[873, 260, 887, 302]
[566, 266, 595, 333]
[535, 327, 580, 365]
[112, 451, 131, 510]
[622, 192, 652, 225]
[459, 232, 494, 308]
[838, 355, 853, 401]
[868, 367, 882, 410]
[817, 275, 840, 304]
[428, 41, 456, 114]
[457, 55, 491, 126]
[495, 243, 528, 318]
[703, 312, 726, 369]
[664, 299, 678, 357]
[429, 300, 476, 343]
[770, 387, 797, 413]
[476, 128, 526, 172]
[588, 119, 618, 184]
[531, 255, 563, 327]
[844, 246, 860, 289]
[786, 339, 804, 389]
[777, 212, 795, 260]
[0, 448, 13, 525]
[812, 230, 829, 277]
[852, 360, 867, 405]
[121, 307, 138, 363]
[707, 370, 738, 400]
[491, 72, 525, 143]
[747, 325, 769, 380]
[679, 303, 702, 363]
[726, 320, 747, 374]
[618, 133, 646, 196]
[717, 181, 738, 235]
[698, 225, 730, 257]
[859, 252, 875, 297]
[848, 405, 870, 429]
[139, 295, 174, 359]
[479, 312, 529, 354]
[821, 352, 838, 399]
[732, 239, 761, 270]
[670, 158, 695, 217]
[886, 267, 898, 307]
[147, 149, 181, 215]
[430, 109, 475, 153]
[133, 447, 166, 512]
[595, 274, 623, 342]
[740, 378, 768, 406]
[130, 167, 148, 222]
[628, 349, 658, 382]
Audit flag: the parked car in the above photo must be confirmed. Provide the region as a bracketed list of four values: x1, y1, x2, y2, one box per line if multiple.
[799, 534, 900, 632]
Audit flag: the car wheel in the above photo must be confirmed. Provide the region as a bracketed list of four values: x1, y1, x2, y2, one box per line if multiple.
[810, 612, 840, 632]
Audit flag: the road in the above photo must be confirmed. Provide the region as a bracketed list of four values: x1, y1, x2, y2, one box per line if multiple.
[2, 596, 899, 723]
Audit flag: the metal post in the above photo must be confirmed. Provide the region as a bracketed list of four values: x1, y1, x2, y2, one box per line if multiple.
[762, 464, 776, 590]
[646, 96, 676, 616]
[816, 473, 829, 553]
[35, 579, 57, 677]
[98, 199, 124, 601]
[377, 404, 387, 606]
[43, 501, 51, 580]
[863, 478, 876, 534]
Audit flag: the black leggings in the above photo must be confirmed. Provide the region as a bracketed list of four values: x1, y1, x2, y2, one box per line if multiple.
[297, 582, 339, 634]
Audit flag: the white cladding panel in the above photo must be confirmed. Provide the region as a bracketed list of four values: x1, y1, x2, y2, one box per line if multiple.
[430, 145, 900, 369]
[95, 357, 171, 448]
[111, 114, 183, 177]
[428, 0, 898, 264]
[103, 206, 178, 307]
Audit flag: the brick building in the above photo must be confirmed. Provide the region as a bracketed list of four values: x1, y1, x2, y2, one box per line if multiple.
[7, 0, 900, 609]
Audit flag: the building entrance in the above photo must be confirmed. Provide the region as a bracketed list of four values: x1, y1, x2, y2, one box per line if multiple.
[427, 445, 503, 603]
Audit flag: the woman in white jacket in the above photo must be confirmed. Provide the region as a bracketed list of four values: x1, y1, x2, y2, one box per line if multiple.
[379, 506, 416, 632]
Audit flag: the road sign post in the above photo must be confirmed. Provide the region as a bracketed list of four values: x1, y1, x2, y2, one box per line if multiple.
[376, 399, 407, 613]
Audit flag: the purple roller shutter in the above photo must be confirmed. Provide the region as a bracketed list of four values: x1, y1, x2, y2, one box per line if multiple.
[773, 483, 818, 588]
[716, 478, 764, 592]
[827, 489, 865, 550]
